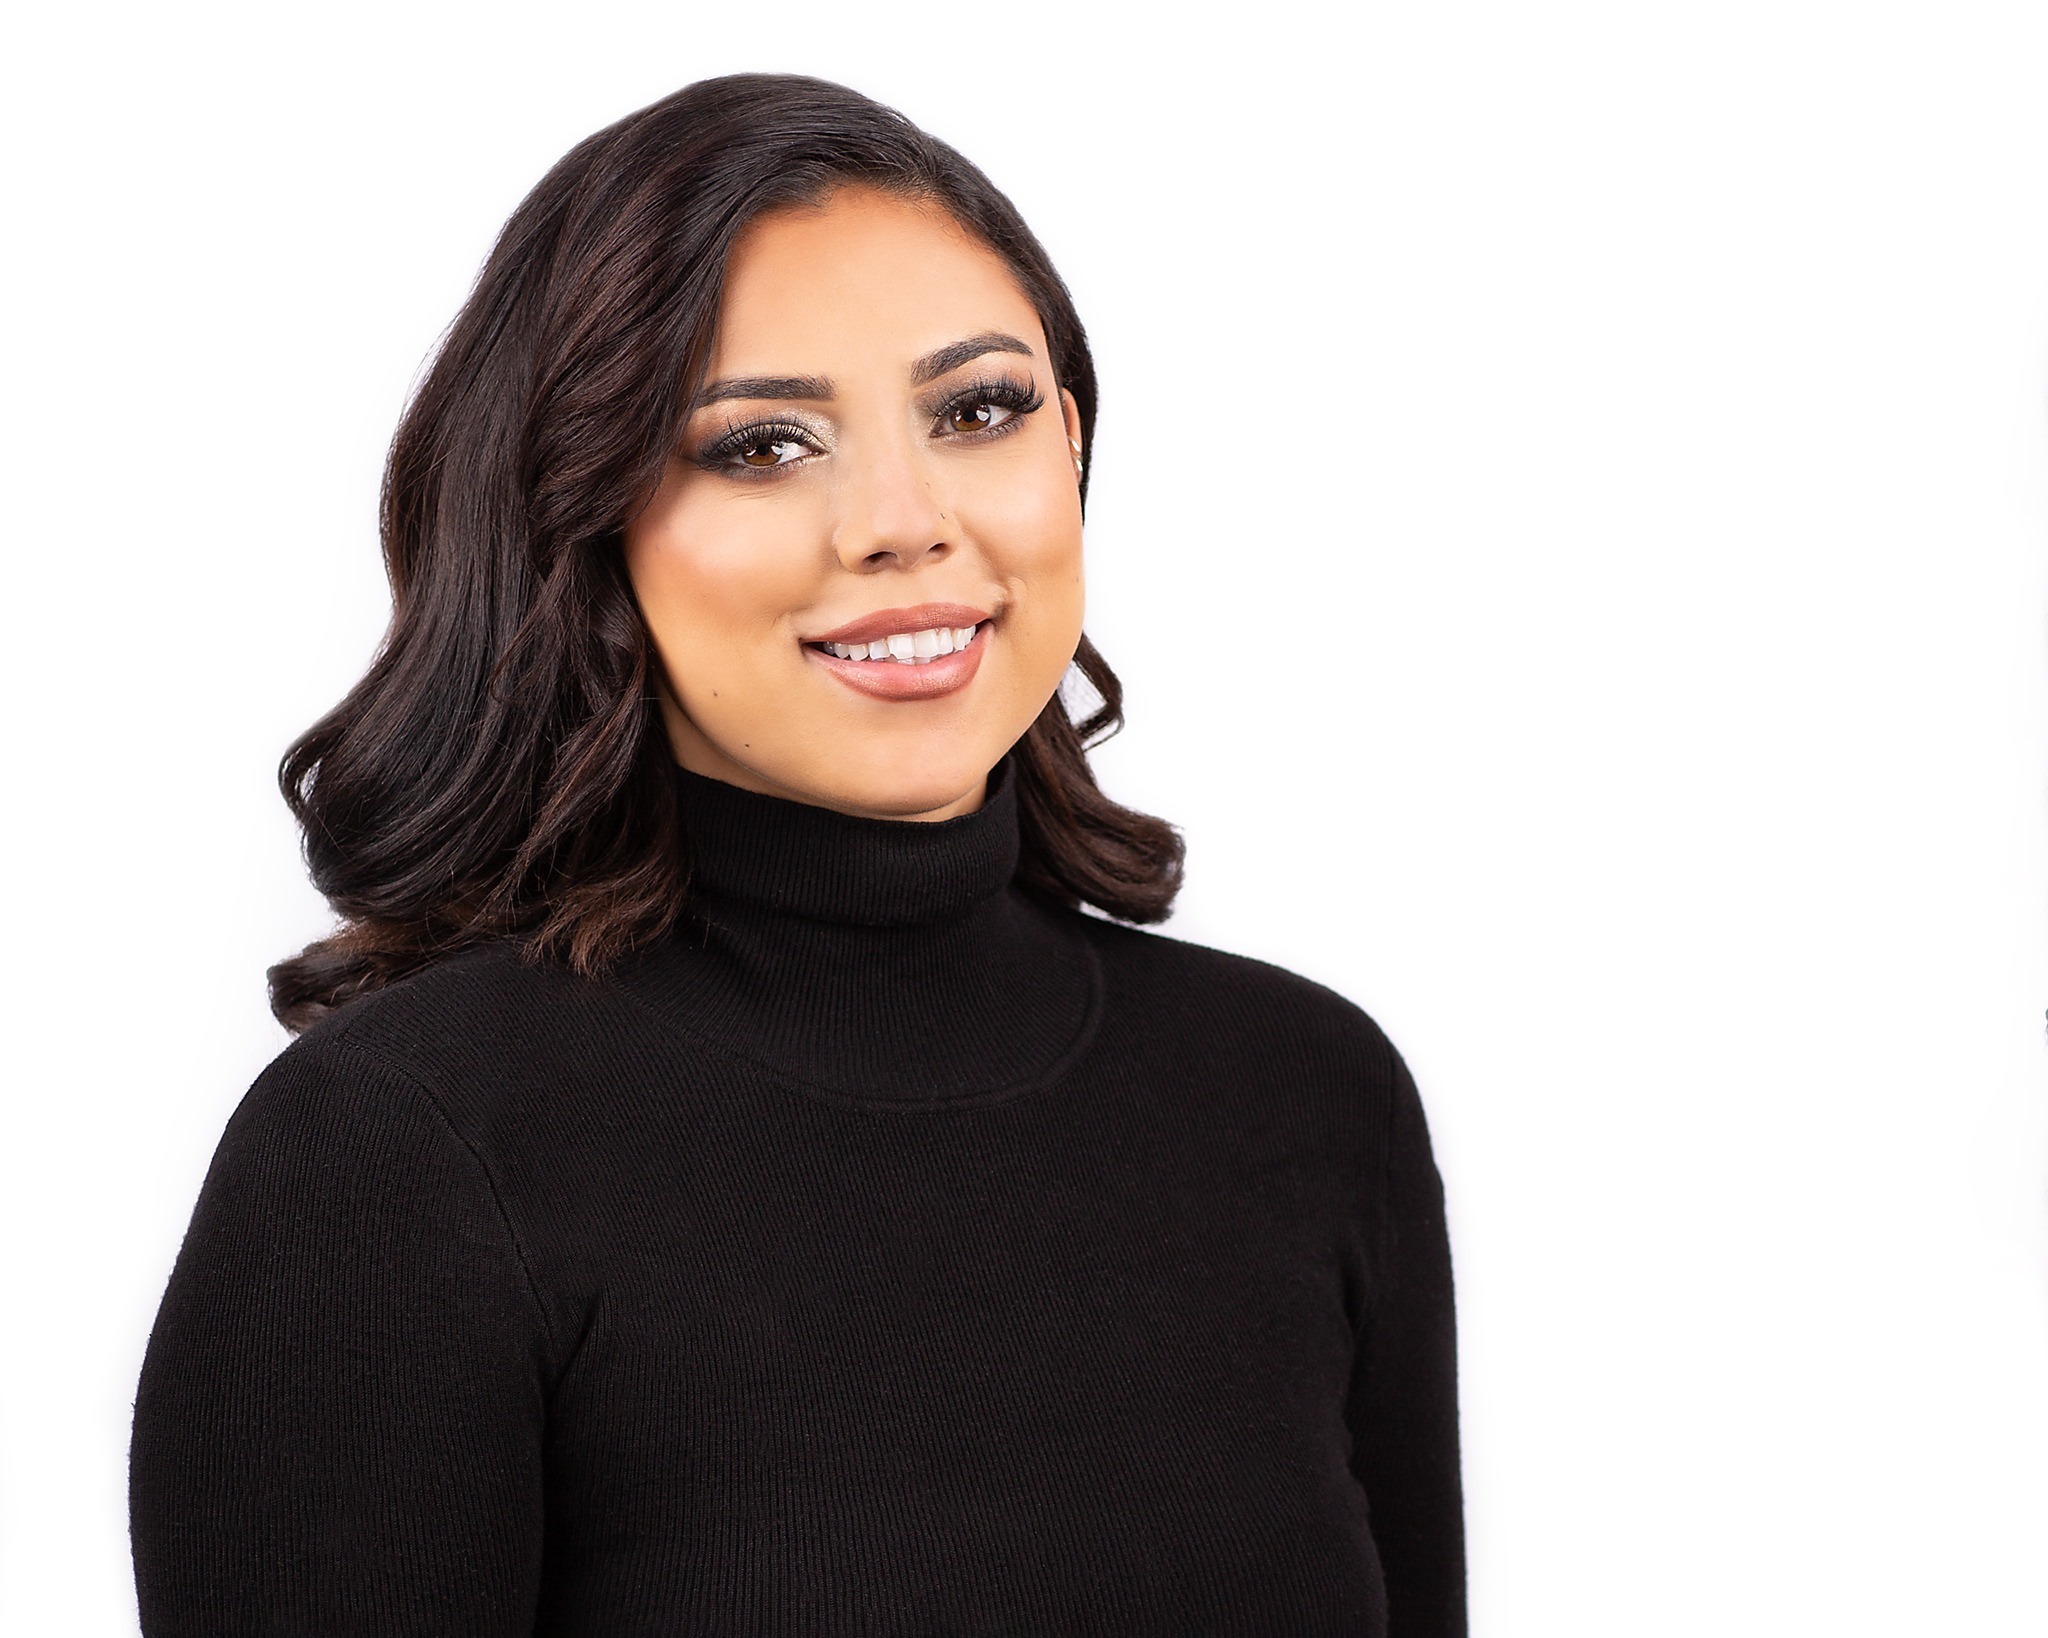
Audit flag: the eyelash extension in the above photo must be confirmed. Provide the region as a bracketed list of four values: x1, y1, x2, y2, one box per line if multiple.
[934, 373, 1044, 434]
[694, 373, 1046, 476]
[695, 417, 823, 472]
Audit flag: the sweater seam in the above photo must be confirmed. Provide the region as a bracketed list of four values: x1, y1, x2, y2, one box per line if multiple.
[314, 1032, 563, 1363]
[1368, 1020, 1401, 1341]
[607, 935, 1105, 1115]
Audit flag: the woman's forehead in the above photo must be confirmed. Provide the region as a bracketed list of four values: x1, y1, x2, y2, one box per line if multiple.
[707, 188, 1047, 379]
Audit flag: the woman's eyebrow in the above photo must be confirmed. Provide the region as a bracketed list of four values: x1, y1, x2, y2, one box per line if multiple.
[696, 373, 832, 406]
[908, 331, 1035, 385]
[694, 331, 1036, 407]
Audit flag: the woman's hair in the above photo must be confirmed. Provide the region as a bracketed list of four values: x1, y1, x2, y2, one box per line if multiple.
[270, 72, 1184, 1034]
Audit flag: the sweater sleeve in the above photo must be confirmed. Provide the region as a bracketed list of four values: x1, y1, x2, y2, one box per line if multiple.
[1345, 1037, 1467, 1637]
[129, 1036, 548, 1636]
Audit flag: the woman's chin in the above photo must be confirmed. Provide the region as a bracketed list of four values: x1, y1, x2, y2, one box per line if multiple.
[805, 763, 994, 823]
[677, 739, 999, 824]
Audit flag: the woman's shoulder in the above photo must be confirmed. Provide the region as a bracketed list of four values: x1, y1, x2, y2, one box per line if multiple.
[1067, 915, 1439, 1197]
[1073, 913, 1407, 1085]
[288, 935, 607, 1060]
[249, 937, 654, 1155]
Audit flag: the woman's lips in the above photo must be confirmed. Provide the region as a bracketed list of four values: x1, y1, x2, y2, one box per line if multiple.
[809, 601, 992, 646]
[806, 622, 988, 701]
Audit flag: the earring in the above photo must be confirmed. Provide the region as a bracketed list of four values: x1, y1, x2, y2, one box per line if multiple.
[1070, 437, 1083, 476]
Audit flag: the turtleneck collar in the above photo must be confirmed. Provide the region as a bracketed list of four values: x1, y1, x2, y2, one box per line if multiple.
[616, 756, 1101, 1109]
[675, 757, 1023, 927]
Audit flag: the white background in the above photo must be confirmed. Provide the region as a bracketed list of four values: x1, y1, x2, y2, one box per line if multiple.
[4, 2, 2044, 1632]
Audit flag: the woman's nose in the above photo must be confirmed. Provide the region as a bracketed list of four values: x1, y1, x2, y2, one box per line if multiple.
[829, 436, 952, 573]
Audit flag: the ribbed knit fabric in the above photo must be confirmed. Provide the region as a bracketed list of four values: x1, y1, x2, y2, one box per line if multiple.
[130, 758, 1465, 1636]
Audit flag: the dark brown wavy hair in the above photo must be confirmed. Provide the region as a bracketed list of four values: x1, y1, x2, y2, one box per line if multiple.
[270, 72, 1184, 1034]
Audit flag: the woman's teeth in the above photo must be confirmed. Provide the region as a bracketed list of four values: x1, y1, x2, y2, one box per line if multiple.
[819, 624, 979, 664]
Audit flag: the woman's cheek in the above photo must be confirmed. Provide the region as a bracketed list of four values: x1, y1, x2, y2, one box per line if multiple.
[655, 501, 809, 648]
[970, 461, 1083, 577]
[1030, 486, 1088, 624]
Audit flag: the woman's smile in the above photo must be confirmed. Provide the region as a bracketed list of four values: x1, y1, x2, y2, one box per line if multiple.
[801, 599, 993, 700]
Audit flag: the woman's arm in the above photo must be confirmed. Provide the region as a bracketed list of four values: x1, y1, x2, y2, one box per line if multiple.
[1346, 1039, 1467, 1636]
[130, 1037, 548, 1636]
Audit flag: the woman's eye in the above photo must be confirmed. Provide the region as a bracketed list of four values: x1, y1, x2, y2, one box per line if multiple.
[942, 401, 1014, 435]
[735, 437, 809, 469]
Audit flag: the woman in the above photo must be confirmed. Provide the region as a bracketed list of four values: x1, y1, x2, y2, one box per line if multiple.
[129, 72, 1465, 1636]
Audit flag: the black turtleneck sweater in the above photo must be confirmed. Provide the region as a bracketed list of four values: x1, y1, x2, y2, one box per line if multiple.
[130, 762, 1464, 1635]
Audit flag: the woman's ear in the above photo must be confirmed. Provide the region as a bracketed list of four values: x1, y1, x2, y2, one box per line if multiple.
[1060, 387, 1083, 467]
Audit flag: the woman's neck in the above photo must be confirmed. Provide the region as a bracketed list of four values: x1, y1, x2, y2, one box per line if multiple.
[615, 757, 1101, 1107]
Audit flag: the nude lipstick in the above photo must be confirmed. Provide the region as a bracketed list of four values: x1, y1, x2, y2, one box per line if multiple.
[802, 601, 992, 702]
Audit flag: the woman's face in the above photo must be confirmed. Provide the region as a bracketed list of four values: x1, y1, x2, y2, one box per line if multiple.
[622, 184, 1086, 822]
